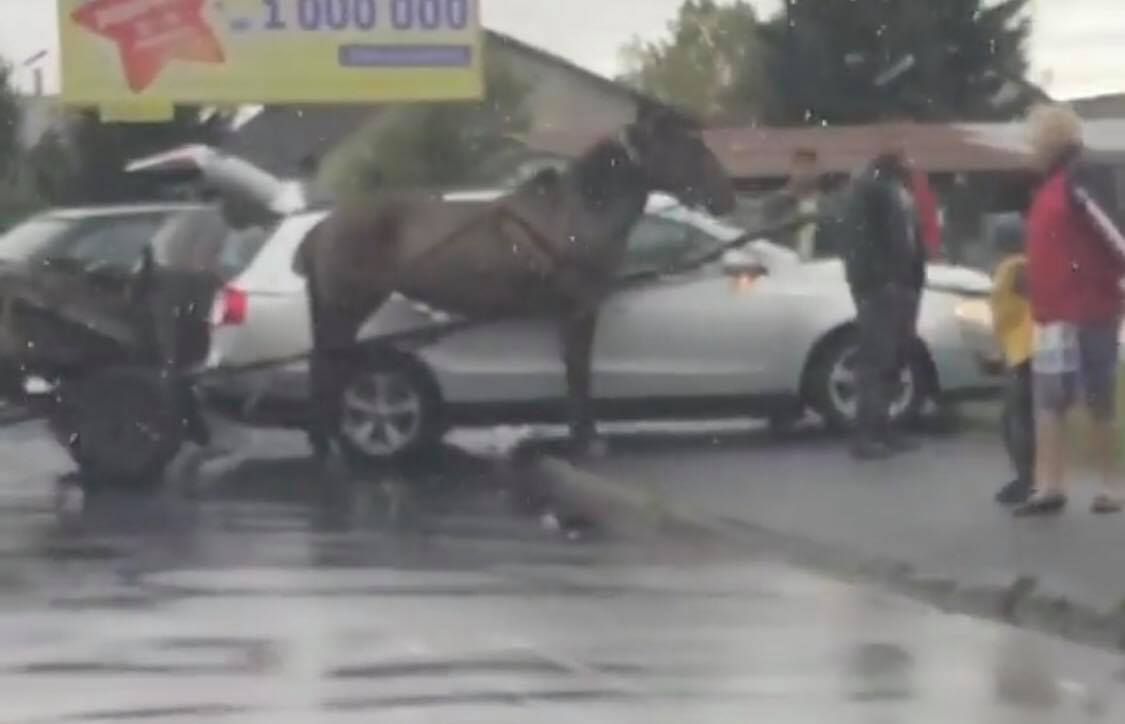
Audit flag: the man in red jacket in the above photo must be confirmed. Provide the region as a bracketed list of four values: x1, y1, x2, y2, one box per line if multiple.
[911, 168, 942, 260]
[1017, 104, 1125, 516]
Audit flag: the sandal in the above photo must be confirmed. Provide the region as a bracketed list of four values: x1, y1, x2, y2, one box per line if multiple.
[1014, 493, 1068, 517]
[1092, 494, 1123, 515]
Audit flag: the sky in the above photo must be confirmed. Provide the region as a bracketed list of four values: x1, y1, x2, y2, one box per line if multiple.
[0, 0, 1121, 100]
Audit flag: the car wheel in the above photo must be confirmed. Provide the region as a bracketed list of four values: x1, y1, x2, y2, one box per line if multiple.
[65, 368, 185, 491]
[808, 334, 928, 433]
[337, 354, 445, 466]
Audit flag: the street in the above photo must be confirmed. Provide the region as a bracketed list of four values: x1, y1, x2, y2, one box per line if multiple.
[0, 419, 1122, 721]
[570, 411, 1125, 636]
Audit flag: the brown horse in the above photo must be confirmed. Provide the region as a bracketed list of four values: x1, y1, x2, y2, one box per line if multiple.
[295, 103, 735, 460]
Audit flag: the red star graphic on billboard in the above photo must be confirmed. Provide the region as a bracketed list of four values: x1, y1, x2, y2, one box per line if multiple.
[71, 0, 225, 92]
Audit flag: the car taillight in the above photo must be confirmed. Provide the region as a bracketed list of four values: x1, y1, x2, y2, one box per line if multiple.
[213, 286, 248, 326]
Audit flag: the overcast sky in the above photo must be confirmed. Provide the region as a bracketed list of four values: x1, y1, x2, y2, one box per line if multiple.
[0, 0, 1121, 100]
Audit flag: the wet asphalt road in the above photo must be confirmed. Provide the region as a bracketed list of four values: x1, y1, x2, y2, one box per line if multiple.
[0, 422, 1124, 722]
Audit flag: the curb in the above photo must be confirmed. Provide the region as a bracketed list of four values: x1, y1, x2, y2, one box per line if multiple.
[528, 455, 1125, 653]
[524, 456, 729, 544]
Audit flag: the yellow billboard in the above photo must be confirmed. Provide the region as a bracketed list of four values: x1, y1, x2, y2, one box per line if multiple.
[59, 0, 483, 104]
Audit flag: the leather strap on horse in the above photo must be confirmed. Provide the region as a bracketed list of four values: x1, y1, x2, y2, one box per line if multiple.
[618, 212, 819, 286]
[492, 207, 611, 284]
[393, 198, 609, 288]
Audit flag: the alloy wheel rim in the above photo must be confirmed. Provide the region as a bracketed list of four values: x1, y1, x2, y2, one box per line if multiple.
[827, 347, 915, 423]
[340, 371, 424, 457]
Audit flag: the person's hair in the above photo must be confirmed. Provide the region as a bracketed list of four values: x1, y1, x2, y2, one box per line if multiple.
[1027, 103, 1083, 162]
[871, 151, 908, 180]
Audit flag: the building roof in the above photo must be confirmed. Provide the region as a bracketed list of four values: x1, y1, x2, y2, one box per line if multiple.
[524, 122, 1036, 178]
[1068, 92, 1125, 120]
[485, 30, 653, 107]
[958, 119, 1125, 162]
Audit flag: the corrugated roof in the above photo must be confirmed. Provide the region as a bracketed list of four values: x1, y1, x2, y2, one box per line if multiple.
[524, 122, 1035, 178]
[958, 119, 1125, 162]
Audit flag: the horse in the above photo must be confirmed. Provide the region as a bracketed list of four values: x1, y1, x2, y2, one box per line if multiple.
[295, 102, 735, 461]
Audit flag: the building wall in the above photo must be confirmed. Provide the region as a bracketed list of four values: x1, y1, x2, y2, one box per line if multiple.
[1071, 94, 1125, 120]
[222, 105, 379, 179]
[493, 43, 636, 134]
[222, 36, 641, 178]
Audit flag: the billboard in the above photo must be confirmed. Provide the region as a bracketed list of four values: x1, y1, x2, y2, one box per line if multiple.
[59, 0, 483, 105]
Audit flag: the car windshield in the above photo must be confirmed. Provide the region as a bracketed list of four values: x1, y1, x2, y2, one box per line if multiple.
[646, 203, 759, 271]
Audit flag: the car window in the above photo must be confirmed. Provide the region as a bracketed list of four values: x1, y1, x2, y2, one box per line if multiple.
[622, 215, 695, 274]
[43, 214, 166, 270]
[0, 217, 75, 263]
[217, 225, 271, 281]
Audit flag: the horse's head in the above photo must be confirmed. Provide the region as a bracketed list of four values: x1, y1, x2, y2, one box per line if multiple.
[624, 102, 735, 216]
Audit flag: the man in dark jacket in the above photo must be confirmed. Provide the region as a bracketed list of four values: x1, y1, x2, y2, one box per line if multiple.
[841, 149, 927, 459]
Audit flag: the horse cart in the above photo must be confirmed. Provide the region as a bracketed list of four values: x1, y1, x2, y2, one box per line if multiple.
[0, 202, 489, 491]
[0, 148, 324, 490]
[0, 207, 233, 490]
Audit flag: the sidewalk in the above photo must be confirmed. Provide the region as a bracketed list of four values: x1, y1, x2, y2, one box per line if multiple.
[556, 422, 1125, 644]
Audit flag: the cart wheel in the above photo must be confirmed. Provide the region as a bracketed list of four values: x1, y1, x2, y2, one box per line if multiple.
[68, 367, 185, 491]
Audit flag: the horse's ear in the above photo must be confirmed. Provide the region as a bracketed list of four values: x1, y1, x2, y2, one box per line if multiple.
[631, 100, 665, 150]
[633, 100, 699, 138]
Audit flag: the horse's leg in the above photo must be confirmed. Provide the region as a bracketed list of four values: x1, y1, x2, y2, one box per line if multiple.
[560, 307, 601, 456]
[306, 282, 338, 461]
[307, 282, 380, 462]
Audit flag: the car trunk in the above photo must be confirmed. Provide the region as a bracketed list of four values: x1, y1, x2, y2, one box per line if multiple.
[125, 144, 307, 229]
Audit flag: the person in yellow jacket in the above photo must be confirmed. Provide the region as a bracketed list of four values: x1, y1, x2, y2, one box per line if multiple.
[991, 218, 1035, 504]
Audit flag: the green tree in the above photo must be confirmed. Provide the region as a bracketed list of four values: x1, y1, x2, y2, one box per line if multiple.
[0, 61, 21, 184]
[0, 62, 39, 229]
[762, 0, 1033, 125]
[22, 128, 76, 204]
[320, 51, 531, 195]
[618, 0, 768, 123]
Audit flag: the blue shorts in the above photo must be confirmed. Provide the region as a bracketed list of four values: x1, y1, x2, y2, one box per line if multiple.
[1033, 319, 1120, 421]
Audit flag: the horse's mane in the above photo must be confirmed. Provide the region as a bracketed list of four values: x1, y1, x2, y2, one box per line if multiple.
[571, 138, 631, 179]
[569, 136, 644, 207]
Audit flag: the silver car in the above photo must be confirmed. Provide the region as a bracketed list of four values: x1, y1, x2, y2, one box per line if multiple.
[196, 192, 1002, 461]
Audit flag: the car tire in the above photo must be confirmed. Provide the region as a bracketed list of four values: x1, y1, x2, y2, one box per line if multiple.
[336, 353, 445, 467]
[807, 332, 929, 433]
[62, 367, 185, 491]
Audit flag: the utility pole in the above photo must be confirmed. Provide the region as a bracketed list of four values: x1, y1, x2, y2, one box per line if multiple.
[20, 50, 48, 96]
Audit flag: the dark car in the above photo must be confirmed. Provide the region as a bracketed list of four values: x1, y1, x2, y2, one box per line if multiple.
[0, 203, 267, 485]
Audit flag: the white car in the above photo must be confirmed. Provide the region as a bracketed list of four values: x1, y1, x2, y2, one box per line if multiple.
[197, 192, 1002, 461]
